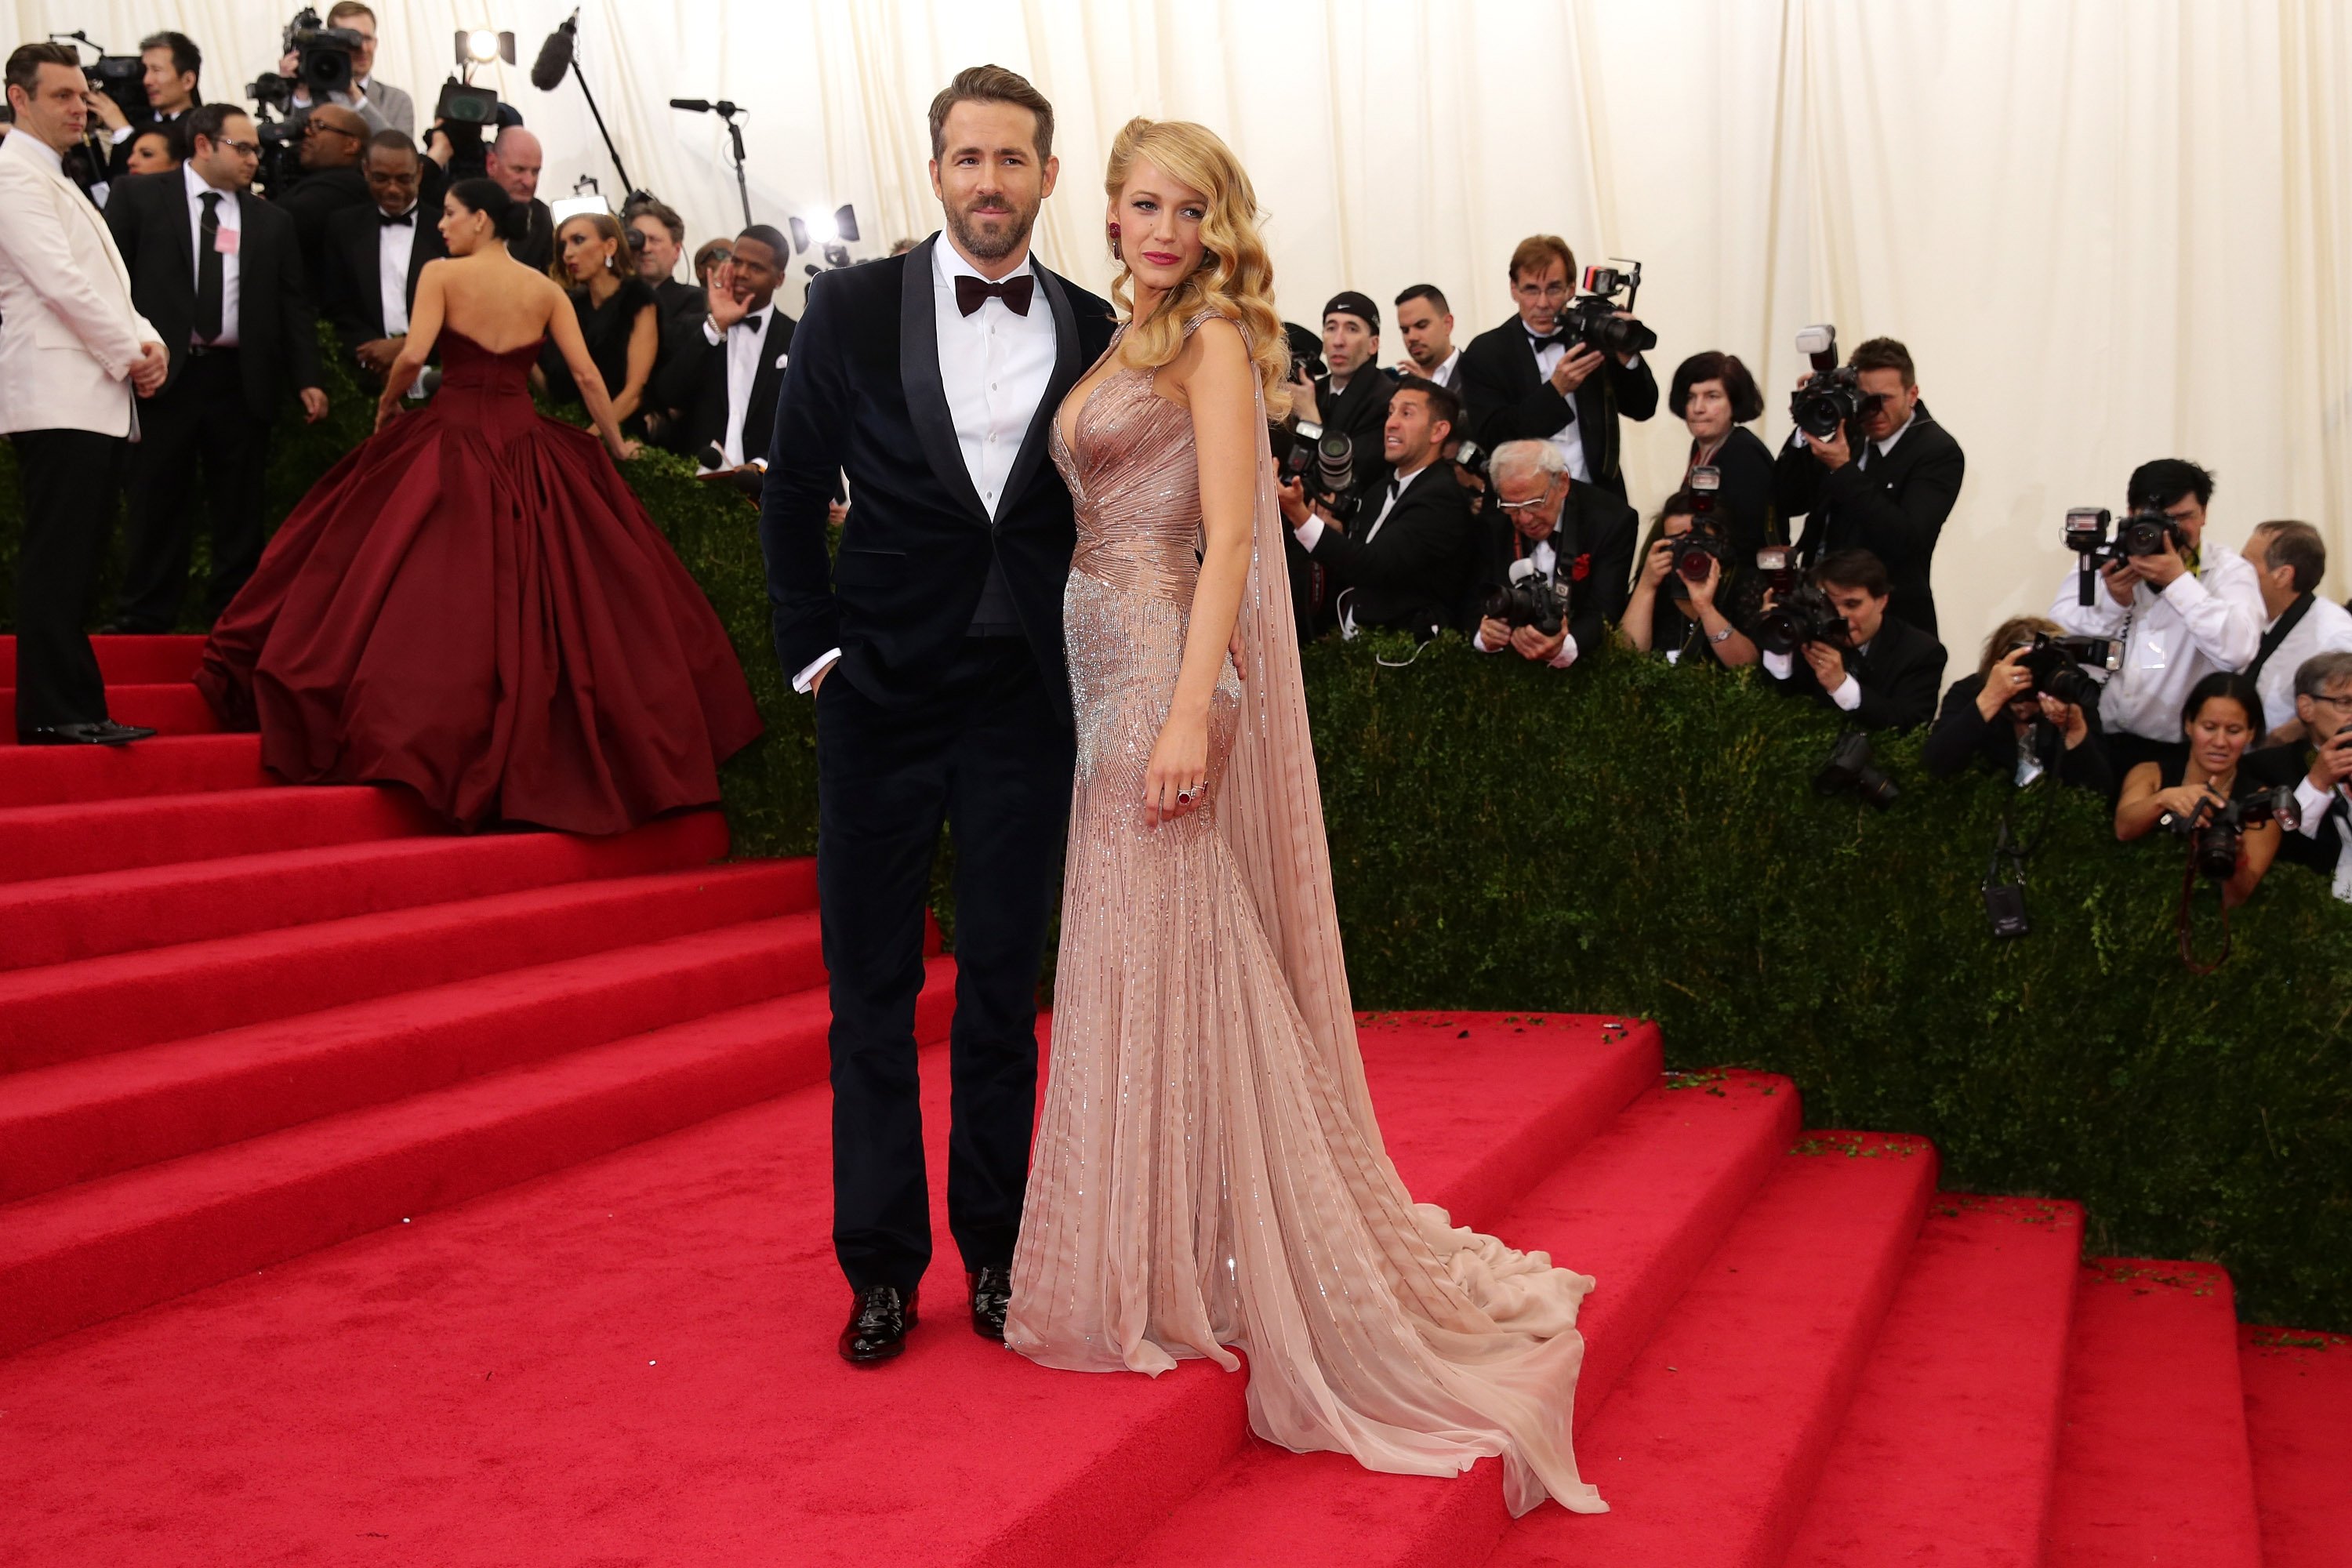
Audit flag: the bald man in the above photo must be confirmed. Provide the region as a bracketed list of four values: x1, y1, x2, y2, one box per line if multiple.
[274, 103, 376, 280]
[483, 126, 554, 271]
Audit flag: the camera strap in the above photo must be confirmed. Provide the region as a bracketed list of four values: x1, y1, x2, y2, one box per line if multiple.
[1982, 817, 2031, 938]
[2248, 593, 2315, 684]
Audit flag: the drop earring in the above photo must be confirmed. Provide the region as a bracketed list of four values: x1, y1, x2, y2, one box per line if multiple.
[1107, 222, 1122, 262]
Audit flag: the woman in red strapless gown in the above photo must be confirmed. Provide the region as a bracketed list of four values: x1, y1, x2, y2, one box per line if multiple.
[197, 180, 760, 837]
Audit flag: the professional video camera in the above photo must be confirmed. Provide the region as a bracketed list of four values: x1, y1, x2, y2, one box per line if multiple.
[1279, 420, 1360, 523]
[1756, 580, 1849, 657]
[1789, 325, 1882, 441]
[2164, 786, 2299, 880]
[1483, 559, 1567, 638]
[261, 8, 364, 100]
[2012, 631, 2120, 709]
[1562, 262, 1657, 358]
[2060, 506, 2188, 605]
[1816, 730, 1899, 808]
[1667, 466, 1737, 601]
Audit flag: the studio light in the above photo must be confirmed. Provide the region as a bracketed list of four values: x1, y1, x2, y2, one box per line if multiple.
[452, 27, 515, 67]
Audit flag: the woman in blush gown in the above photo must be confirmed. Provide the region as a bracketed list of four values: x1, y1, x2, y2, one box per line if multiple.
[195, 179, 760, 837]
[1004, 118, 1604, 1519]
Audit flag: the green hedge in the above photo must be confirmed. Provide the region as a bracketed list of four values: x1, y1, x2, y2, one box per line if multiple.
[4, 332, 2345, 1330]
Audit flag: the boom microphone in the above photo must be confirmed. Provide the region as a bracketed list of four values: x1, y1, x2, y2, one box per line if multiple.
[669, 99, 744, 117]
[529, 11, 576, 93]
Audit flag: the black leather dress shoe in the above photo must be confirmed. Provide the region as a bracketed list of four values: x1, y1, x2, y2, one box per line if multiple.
[838, 1285, 916, 1365]
[17, 720, 158, 746]
[968, 1265, 1012, 1341]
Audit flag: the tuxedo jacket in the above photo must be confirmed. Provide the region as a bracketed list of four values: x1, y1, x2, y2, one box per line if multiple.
[1458, 317, 1660, 498]
[273, 165, 372, 284]
[758, 236, 1117, 720]
[1302, 461, 1476, 638]
[1465, 481, 1639, 661]
[655, 304, 794, 463]
[104, 171, 322, 423]
[510, 198, 556, 274]
[2245, 742, 2350, 878]
[0, 129, 158, 437]
[1773, 404, 1964, 637]
[321, 199, 447, 347]
[1769, 612, 1948, 731]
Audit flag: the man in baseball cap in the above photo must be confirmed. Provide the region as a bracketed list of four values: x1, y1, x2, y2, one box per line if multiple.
[1289, 289, 1396, 492]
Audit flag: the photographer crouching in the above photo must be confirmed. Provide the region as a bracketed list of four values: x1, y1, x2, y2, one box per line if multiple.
[1925, 615, 2115, 792]
[1760, 548, 1946, 729]
[1621, 481, 1761, 668]
[2246, 651, 2352, 900]
[2115, 673, 2283, 912]
[1465, 439, 1636, 670]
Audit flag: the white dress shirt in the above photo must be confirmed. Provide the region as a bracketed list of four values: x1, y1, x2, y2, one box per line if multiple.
[700, 303, 780, 470]
[934, 241, 1056, 517]
[2255, 593, 2352, 743]
[2286, 773, 2352, 901]
[183, 161, 241, 347]
[1529, 333, 1589, 482]
[1762, 645, 1865, 710]
[377, 205, 417, 336]
[2047, 541, 2264, 743]
[1426, 346, 1462, 390]
[1293, 458, 1436, 640]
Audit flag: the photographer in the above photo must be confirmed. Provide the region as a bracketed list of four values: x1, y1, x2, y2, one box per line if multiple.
[478, 127, 552, 271]
[96, 33, 201, 182]
[1459, 234, 1657, 500]
[1286, 292, 1393, 490]
[1279, 376, 1474, 641]
[271, 103, 370, 276]
[1465, 438, 1635, 669]
[285, 3, 414, 139]
[626, 198, 704, 327]
[2245, 520, 2352, 745]
[1392, 284, 1464, 397]
[2246, 652, 2352, 898]
[2047, 459, 2263, 777]
[321, 131, 442, 387]
[1671, 350, 1776, 561]
[1925, 615, 2114, 793]
[2114, 673, 2280, 908]
[1622, 488, 1761, 668]
[1773, 336, 1961, 636]
[1762, 549, 1946, 730]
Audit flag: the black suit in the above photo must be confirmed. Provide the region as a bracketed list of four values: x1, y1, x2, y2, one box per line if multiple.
[1768, 612, 1947, 731]
[2246, 743, 2350, 881]
[1773, 405, 1964, 637]
[1690, 425, 1780, 560]
[652, 303, 793, 466]
[759, 237, 1116, 1297]
[509, 198, 555, 274]
[1467, 481, 1639, 663]
[271, 164, 371, 284]
[1458, 318, 1660, 499]
[106, 171, 322, 629]
[320, 200, 445, 351]
[1311, 367, 1395, 488]
[1924, 674, 2116, 794]
[1298, 460, 1475, 639]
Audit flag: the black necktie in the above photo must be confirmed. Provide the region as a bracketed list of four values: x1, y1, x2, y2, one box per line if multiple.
[379, 208, 414, 227]
[194, 191, 224, 343]
[955, 273, 1034, 317]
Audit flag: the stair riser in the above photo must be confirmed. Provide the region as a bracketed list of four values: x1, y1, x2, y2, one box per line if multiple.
[0, 635, 206, 688]
[0, 974, 954, 1359]
[0, 862, 820, 1073]
[0, 684, 222, 743]
[0, 920, 825, 1203]
[0, 811, 732, 971]
[0, 788, 438, 885]
[0, 736, 270, 810]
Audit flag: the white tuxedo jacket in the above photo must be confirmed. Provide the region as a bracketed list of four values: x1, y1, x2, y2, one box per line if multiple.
[0, 130, 158, 437]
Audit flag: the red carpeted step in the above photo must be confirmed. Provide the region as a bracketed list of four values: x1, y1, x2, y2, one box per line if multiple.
[0, 681, 221, 741]
[0, 633, 207, 687]
[2044, 1261, 2263, 1567]
[0, 783, 438, 887]
[2239, 1324, 2352, 1568]
[0, 859, 818, 1073]
[1112, 1069, 1802, 1568]
[0, 732, 271, 810]
[1483, 1134, 1938, 1568]
[0, 910, 826, 1204]
[1780, 1196, 2085, 1568]
[0, 808, 731, 972]
[0, 1013, 1654, 1565]
[0, 956, 956, 1358]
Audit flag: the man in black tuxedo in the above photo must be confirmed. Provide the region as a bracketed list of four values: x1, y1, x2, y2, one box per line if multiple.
[1762, 549, 1947, 730]
[1468, 437, 1637, 669]
[2245, 651, 2352, 895]
[1773, 336, 1963, 637]
[651, 224, 793, 486]
[105, 103, 328, 631]
[482, 128, 553, 273]
[94, 31, 201, 182]
[1460, 234, 1658, 501]
[321, 132, 443, 386]
[759, 67, 1117, 1365]
[1287, 291, 1394, 491]
[270, 103, 371, 280]
[1277, 377, 1473, 641]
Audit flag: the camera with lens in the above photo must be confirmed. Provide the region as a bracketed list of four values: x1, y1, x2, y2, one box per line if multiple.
[1666, 466, 1737, 601]
[2060, 506, 2187, 604]
[1789, 325, 1888, 441]
[1562, 262, 1657, 358]
[2165, 786, 2299, 880]
[1483, 559, 1566, 638]
[1757, 579, 1849, 657]
[2013, 632, 2120, 710]
[1815, 729, 1899, 809]
[1278, 420, 1360, 524]
[280, 7, 365, 97]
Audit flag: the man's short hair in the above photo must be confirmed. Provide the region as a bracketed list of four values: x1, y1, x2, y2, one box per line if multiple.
[631, 198, 684, 248]
[139, 31, 201, 89]
[1490, 439, 1567, 488]
[1508, 234, 1576, 284]
[365, 128, 416, 160]
[325, 2, 378, 27]
[2254, 519, 2326, 593]
[2295, 649, 2352, 701]
[186, 101, 244, 152]
[735, 223, 789, 259]
[2128, 459, 2216, 513]
[927, 64, 1054, 163]
[1847, 337, 1915, 387]
[1392, 376, 1459, 439]
[5, 42, 80, 102]
[1813, 549, 1891, 599]
[1668, 350, 1764, 423]
[1394, 283, 1449, 317]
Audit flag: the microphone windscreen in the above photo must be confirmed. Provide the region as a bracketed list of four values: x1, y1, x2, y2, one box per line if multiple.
[669, 98, 712, 114]
[528, 22, 574, 93]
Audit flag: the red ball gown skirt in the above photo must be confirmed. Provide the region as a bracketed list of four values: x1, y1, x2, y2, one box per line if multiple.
[196, 332, 763, 837]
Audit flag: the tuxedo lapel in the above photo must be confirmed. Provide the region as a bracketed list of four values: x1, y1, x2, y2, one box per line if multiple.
[998, 263, 1083, 513]
[898, 236, 990, 525]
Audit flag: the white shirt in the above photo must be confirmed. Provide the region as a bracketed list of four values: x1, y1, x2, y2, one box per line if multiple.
[1528, 332, 1589, 482]
[1294, 458, 1436, 640]
[934, 240, 1056, 517]
[1425, 346, 1462, 390]
[1471, 503, 1581, 670]
[2255, 593, 2352, 744]
[183, 162, 241, 347]
[2047, 541, 2264, 743]
[376, 205, 417, 337]
[700, 303, 780, 470]
[1762, 646, 1864, 710]
[18, 132, 65, 177]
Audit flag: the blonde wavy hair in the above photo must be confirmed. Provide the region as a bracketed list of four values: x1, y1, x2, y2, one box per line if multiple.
[1102, 117, 1290, 417]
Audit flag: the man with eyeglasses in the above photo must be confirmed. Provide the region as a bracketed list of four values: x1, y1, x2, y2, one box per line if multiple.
[103, 103, 328, 632]
[1465, 437, 1637, 670]
[2249, 651, 2352, 901]
[271, 103, 372, 280]
[283, 1, 416, 140]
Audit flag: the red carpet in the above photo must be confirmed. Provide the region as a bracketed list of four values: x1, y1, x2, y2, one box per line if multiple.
[0, 637, 2337, 1566]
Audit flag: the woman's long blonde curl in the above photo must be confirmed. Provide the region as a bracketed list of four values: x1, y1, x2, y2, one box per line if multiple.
[1103, 117, 1290, 419]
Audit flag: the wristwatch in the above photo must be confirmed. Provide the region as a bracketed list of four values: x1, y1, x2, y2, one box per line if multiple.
[1709, 625, 1734, 644]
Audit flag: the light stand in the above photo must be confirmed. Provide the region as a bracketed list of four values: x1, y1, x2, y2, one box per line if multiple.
[669, 99, 753, 229]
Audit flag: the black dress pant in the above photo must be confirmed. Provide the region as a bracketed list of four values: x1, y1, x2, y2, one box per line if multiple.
[9, 428, 124, 735]
[118, 350, 271, 631]
[815, 638, 1074, 1296]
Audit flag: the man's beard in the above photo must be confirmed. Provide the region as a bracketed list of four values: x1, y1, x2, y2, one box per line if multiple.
[946, 195, 1037, 263]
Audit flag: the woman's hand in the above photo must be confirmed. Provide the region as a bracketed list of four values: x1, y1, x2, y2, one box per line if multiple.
[1976, 646, 2033, 720]
[609, 435, 643, 461]
[1142, 706, 1210, 827]
[1685, 554, 1722, 610]
[1637, 537, 1675, 590]
[2154, 782, 2222, 822]
[373, 397, 401, 434]
[2041, 694, 2090, 749]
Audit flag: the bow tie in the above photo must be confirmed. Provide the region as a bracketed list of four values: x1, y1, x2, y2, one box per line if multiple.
[379, 209, 413, 227]
[1527, 329, 1570, 351]
[954, 272, 1035, 317]
[734, 312, 764, 333]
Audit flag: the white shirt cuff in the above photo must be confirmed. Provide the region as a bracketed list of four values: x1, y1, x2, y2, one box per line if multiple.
[792, 648, 841, 695]
[1829, 673, 1863, 711]
[1292, 515, 1324, 551]
[1763, 649, 1795, 681]
[702, 318, 724, 347]
[2163, 568, 2209, 607]
[1548, 635, 1579, 670]
[2296, 777, 2332, 838]
[111, 125, 134, 145]
[1472, 628, 1499, 654]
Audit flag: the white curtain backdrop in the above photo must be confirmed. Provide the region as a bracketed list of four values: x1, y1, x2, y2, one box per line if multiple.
[14, 0, 2348, 656]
